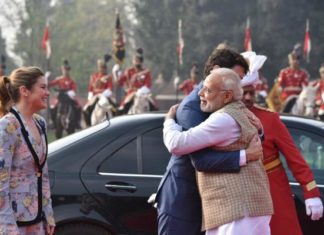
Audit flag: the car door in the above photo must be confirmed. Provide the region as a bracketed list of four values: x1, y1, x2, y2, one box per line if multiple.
[281, 124, 324, 235]
[81, 121, 170, 235]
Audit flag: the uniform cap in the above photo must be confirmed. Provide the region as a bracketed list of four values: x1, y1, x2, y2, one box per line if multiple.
[62, 59, 71, 70]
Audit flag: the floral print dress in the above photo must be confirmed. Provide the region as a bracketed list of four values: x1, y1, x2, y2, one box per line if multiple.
[0, 109, 55, 235]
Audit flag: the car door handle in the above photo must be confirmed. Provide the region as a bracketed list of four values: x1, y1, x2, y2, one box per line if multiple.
[105, 182, 137, 193]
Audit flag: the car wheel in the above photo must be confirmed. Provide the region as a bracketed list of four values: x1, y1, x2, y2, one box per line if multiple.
[55, 223, 113, 235]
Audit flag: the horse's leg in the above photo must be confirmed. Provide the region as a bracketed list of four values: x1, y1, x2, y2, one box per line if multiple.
[91, 105, 99, 125]
[55, 114, 63, 139]
[124, 99, 134, 114]
[50, 106, 57, 129]
[67, 105, 77, 134]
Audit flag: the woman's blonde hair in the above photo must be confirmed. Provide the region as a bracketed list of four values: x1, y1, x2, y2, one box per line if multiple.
[0, 66, 44, 117]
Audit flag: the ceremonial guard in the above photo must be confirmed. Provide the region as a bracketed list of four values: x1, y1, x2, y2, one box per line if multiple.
[48, 60, 77, 106]
[87, 56, 113, 100]
[118, 48, 153, 112]
[178, 62, 199, 95]
[83, 56, 115, 126]
[48, 60, 81, 129]
[242, 52, 323, 235]
[278, 51, 309, 101]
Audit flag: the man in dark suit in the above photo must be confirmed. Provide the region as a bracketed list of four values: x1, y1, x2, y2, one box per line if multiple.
[156, 48, 262, 235]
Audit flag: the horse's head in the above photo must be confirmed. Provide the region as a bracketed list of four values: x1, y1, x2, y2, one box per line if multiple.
[132, 92, 151, 114]
[299, 84, 319, 117]
[128, 87, 151, 114]
[91, 93, 118, 125]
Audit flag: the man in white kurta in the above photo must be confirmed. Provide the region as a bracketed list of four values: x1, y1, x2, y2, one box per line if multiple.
[163, 68, 271, 235]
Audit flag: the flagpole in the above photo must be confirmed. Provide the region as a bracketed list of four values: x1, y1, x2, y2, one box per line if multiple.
[175, 19, 184, 104]
[244, 17, 252, 51]
[112, 8, 126, 105]
[42, 18, 51, 124]
[304, 18, 311, 64]
[175, 31, 179, 104]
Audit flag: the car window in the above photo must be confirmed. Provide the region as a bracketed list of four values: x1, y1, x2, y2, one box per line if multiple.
[280, 127, 324, 183]
[99, 138, 138, 174]
[142, 127, 170, 175]
[98, 127, 169, 175]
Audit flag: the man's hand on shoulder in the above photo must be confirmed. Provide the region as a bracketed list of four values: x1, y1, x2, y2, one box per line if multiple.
[165, 104, 179, 120]
[245, 109, 263, 132]
[246, 134, 263, 162]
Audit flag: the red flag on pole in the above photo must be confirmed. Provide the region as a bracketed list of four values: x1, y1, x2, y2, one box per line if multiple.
[244, 17, 252, 51]
[177, 19, 184, 66]
[41, 20, 51, 59]
[303, 19, 311, 63]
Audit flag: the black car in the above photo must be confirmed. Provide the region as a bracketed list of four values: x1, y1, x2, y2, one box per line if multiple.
[48, 113, 324, 235]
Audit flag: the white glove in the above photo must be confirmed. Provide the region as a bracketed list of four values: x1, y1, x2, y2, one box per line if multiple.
[102, 89, 112, 98]
[305, 197, 323, 220]
[67, 90, 76, 99]
[147, 193, 157, 208]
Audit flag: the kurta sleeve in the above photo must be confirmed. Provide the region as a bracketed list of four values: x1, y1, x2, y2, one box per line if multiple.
[273, 113, 320, 198]
[163, 113, 239, 156]
[0, 117, 20, 234]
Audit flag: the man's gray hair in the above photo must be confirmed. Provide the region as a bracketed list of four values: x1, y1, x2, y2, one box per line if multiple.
[210, 68, 243, 100]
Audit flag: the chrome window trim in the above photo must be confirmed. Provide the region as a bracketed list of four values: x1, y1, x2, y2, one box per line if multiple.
[99, 172, 163, 179]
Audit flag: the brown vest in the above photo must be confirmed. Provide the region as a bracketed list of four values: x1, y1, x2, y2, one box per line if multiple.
[197, 101, 273, 231]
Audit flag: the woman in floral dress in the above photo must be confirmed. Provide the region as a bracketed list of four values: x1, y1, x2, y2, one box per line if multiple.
[0, 67, 55, 235]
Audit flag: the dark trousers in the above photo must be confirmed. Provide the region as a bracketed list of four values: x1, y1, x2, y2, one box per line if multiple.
[158, 213, 204, 235]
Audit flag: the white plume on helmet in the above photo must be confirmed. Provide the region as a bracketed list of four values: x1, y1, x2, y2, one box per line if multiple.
[240, 51, 267, 87]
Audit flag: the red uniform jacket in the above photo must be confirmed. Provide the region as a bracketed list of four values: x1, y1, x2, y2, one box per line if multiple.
[278, 67, 309, 101]
[251, 105, 320, 235]
[88, 72, 113, 96]
[49, 76, 77, 91]
[118, 67, 152, 106]
[119, 67, 152, 92]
